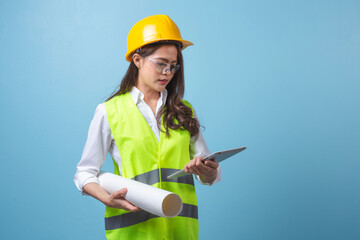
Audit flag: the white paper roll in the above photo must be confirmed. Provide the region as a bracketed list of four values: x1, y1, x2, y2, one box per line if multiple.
[97, 171, 183, 218]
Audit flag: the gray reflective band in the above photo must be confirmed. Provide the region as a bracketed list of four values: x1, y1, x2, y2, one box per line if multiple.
[161, 168, 194, 185]
[105, 204, 198, 230]
[178, 203, 198, 219]
[131, 168, 194, 186]
[131, 169, 160, 185]
[105, 211, 158, 230]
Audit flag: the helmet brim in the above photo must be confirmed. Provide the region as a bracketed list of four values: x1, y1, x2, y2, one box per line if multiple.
[125, 39, 194, 62]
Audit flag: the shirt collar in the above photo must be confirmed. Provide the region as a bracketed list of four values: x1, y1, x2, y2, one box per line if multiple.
[129, 86, 168, 106]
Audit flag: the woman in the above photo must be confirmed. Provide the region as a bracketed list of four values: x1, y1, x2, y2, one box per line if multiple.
[74, 15, 220, 239]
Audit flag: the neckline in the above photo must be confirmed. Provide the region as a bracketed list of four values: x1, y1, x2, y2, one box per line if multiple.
[125, 92, 164, 144]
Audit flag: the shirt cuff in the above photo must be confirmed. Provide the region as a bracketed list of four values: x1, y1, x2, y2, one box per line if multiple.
[74, 171, 100, 195]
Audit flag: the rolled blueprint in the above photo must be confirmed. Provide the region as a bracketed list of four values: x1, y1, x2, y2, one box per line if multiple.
[97, 171, 183, 218]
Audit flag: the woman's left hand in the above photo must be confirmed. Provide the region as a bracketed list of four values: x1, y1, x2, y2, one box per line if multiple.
[184, 157, 219, 184]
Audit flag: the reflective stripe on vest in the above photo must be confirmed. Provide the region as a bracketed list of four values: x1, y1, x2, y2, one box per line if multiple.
[132, 168, 194, 186]
[105, 203, 198, 230]
[104, 92, 199, 240]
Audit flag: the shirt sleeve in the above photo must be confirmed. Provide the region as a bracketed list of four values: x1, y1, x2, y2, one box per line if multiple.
[73, 104, 112, 195]
[190, 110, 221, 186]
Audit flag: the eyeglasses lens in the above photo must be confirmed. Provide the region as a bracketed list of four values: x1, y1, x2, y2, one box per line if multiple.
[158, 64, 180, 74]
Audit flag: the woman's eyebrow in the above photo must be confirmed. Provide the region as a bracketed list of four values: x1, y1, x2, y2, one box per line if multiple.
[155, 57, 178, 63]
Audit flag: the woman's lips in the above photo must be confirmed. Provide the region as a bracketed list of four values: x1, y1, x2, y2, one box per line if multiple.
[158, 79, 168, 85]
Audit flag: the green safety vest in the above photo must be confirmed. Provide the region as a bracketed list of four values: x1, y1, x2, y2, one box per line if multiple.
[103, 92, 199, 240]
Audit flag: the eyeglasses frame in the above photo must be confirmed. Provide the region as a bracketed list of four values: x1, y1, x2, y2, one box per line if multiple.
[146, 57, 180, 74]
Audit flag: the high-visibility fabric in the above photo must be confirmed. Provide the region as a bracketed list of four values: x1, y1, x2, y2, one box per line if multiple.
[104, 92, 198, 240]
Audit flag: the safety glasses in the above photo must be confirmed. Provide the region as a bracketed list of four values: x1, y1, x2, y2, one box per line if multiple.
[147, 57, 180, 74]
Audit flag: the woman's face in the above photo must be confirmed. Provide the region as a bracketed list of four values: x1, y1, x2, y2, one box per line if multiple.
[136, 45, 178, 94]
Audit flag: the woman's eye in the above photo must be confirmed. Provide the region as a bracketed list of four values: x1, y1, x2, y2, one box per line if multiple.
[158, 63, 167, 67]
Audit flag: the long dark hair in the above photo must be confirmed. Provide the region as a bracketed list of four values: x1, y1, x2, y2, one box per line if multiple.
[106, 41, 199, 137]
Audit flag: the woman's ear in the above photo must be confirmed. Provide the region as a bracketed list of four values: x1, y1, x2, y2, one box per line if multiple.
[132, 53, 142, 69]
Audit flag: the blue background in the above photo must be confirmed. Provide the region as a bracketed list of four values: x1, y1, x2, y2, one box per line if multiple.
[1, 0, 359, 239]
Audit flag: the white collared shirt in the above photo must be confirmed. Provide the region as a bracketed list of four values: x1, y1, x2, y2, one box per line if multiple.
[74, 87, 221, 194]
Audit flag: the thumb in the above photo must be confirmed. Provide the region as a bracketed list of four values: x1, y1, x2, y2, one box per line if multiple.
[112, 188, 127, 199]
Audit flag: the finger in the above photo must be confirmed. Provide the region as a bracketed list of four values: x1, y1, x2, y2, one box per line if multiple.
[186, 166, 199, 175]
[111, 188, 127, 200]
[191, 158, 205, 175]
[184, 165, 192, 173]
[191, 157, 203, 165]
[185, 158, 198, 174]
[204, 160, 219, 169]
[196, 160, 218, 177]
[184, 162, 194, 173]
[191, 167, 201, 175]
[120, 200, 141, 212]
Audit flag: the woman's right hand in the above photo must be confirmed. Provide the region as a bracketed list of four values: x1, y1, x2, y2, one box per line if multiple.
[105, 188, 141, 212]
[83, 183, 140, 212]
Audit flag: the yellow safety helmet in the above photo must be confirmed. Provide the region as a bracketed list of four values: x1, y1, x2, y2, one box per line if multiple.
[125, 15, 193, 62]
